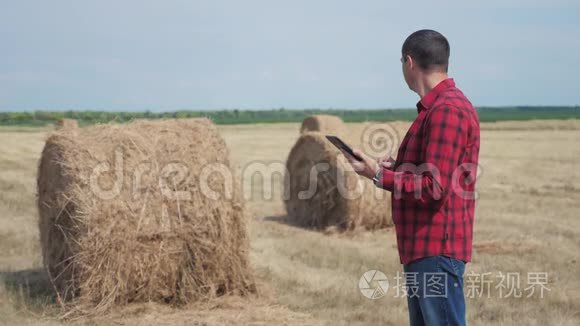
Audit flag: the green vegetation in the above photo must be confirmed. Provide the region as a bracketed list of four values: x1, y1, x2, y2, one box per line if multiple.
[0, 106, 577, 126]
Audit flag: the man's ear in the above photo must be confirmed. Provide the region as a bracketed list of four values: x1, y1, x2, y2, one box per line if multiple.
[406, 55, 414, 70]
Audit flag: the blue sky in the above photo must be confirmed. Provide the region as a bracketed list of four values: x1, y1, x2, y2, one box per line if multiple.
[0, 0, 579, 111]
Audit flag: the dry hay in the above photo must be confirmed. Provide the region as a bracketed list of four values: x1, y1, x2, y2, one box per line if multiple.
[85, 296, 316, 325]
[55, 118, 79, 130]
[384, 120, 412, 135]
[473, 241, 535, 255]
[480, 119, 580, 131]
[299, 115, 346, 135]
[37, 118, 256, 314]
[283, 132, 392, 231]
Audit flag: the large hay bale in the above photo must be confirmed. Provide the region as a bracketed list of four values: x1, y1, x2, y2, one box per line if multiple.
[283, 132, 391, 230]
[55, 118, 79, 130]
[299, 115, 345, 135]
[37, 118, 256, 312]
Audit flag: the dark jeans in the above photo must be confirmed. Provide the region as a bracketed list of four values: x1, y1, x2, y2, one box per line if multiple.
[403, 255, 466, 326]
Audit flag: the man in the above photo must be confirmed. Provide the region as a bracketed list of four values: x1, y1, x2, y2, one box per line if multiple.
[344, 30, 480, 326]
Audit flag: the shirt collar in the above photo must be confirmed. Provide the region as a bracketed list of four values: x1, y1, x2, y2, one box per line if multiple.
[416, 78, 455, 113]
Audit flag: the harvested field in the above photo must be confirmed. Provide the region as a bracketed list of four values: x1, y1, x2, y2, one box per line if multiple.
[0, 120, 579, 325]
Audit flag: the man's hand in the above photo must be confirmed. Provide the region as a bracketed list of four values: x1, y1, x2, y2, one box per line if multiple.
[341, 148, 379, 180]
[377, 155, 395, 170]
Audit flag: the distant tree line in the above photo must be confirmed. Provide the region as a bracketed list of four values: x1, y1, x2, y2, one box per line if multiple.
[0, 106, 577, 126]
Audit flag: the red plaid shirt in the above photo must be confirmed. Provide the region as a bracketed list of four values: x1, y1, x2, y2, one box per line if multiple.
[379, 78, 480, 265]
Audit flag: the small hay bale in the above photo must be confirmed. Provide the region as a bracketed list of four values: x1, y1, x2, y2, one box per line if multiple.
[299, 115, 346, 135]
[55, 118, 79, 130]
[283, 132, 391, 230]
[37, 118, 256, 312]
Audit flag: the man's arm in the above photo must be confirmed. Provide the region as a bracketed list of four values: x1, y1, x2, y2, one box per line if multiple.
[378, 105, 468, 206]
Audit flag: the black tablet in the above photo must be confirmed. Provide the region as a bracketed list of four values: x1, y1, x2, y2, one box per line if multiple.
[325, 135, 363, 161]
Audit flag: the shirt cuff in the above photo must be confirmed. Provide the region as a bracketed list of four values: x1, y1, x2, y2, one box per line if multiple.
[379, 168, 395, 191]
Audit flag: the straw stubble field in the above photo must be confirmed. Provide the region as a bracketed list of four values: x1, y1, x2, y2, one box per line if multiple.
[0, 120, 579, 325]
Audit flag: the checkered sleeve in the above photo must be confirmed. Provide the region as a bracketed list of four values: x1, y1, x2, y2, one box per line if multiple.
[380, 105, 467, 205]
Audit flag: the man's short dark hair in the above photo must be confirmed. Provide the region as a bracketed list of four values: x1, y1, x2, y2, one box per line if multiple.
[402, 29, 450, 72]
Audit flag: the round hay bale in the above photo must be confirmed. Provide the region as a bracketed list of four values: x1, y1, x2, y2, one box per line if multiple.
[299, 115, 345, 135]
[283, 132, 392, 231]
[37, 118, 256, 312]
[55, 118, 79, 130]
